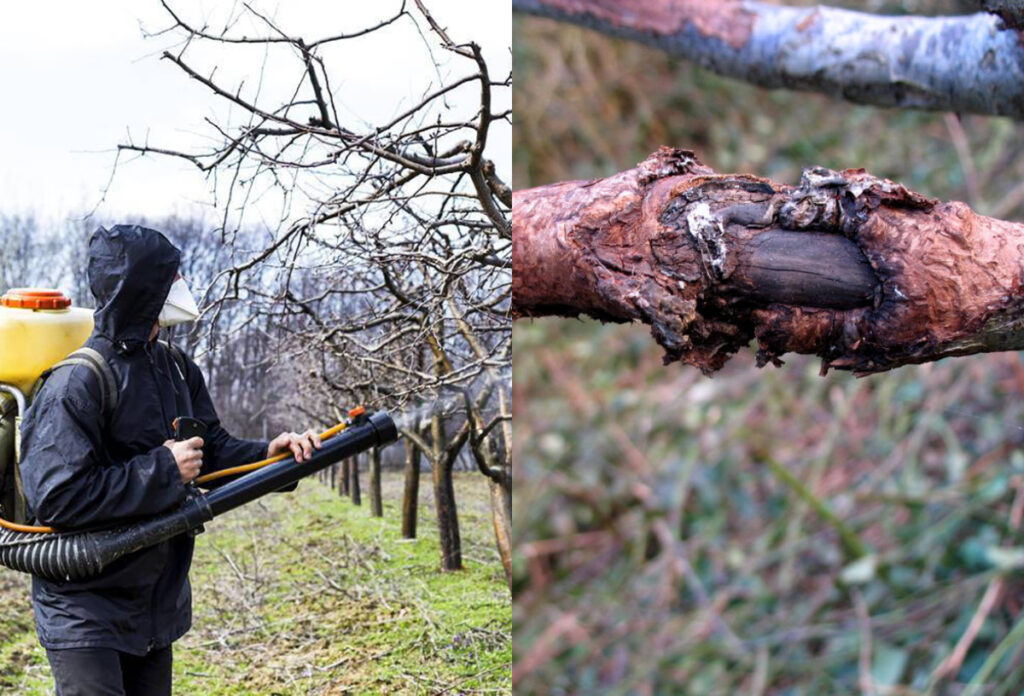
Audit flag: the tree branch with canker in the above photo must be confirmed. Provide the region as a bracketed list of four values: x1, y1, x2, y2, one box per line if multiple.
[512, 147, 1024, 376]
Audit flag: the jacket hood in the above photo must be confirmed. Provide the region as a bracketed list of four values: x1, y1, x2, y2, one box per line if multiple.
[88, 225, 181, 348]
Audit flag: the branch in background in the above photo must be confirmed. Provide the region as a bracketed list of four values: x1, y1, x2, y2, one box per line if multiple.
[483, 159, 513, 208]
[512, 147, 1024, 375]
[512, 0, 1024, 118]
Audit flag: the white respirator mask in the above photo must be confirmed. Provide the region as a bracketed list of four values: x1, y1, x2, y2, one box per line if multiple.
[158, 276, 201, 327]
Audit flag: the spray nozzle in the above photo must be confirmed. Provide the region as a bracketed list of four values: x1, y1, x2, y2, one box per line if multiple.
[347, 406, 369, 426]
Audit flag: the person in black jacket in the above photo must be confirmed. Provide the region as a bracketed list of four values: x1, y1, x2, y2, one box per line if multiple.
[19, 225, 320, 696]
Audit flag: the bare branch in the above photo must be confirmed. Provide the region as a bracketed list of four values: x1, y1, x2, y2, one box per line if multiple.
[513, 0, 1024, 118]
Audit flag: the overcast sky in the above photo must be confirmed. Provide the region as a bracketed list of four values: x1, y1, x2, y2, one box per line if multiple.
[0, 0, 511, 224]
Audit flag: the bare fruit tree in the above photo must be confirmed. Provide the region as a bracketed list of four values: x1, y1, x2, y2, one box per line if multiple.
[120, 0, 511, 574]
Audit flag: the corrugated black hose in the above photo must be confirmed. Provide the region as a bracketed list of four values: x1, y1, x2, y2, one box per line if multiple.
[0, 411, 397, 582]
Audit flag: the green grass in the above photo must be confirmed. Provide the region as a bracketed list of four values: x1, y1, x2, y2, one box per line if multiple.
[0, 471, 510, 694]
[514, 320, 1024, 694]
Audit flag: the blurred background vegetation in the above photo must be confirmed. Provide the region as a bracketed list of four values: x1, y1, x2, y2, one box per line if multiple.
[512, 1, 1024, 694]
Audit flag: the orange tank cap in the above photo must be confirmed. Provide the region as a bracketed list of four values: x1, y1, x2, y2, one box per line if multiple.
[348, 405, 367, 419]
[1, 288, 72, 310]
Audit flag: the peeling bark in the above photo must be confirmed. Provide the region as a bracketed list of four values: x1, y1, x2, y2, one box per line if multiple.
[512, 147, 1024, 375]
[513, 0, 1024, 118]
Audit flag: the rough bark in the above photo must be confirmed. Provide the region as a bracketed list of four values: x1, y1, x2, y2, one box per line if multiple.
[369, 447, 383, 518]
[350, 456, 362, 506]
[402, 440, 422, 539]
[513, 147, 1024, 375]
[513, 0, 1024, 118]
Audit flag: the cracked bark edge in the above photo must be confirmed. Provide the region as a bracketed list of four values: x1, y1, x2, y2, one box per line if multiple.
[513, 0, 1024, 119]
[512, 147, 1024, 376]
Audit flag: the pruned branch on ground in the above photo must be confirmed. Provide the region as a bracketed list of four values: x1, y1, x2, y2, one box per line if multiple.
[512, 0, 1024, 118]
[512, 147, 1024, 376]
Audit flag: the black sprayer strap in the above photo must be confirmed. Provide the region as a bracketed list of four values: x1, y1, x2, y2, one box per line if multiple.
[41, 347, 118, 416]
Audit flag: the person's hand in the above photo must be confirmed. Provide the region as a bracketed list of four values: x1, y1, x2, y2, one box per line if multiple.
[268, 430, 322, 463]
[163, 437, 204, 484]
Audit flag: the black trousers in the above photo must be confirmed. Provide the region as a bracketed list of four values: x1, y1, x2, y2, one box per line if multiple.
[46, 645, 172, 696]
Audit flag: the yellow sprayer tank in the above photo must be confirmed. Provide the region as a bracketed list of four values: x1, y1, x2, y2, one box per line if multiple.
[0, 289, 94, 394]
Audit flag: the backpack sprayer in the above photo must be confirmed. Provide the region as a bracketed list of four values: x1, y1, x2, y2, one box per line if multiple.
[0, 289, 398, 582]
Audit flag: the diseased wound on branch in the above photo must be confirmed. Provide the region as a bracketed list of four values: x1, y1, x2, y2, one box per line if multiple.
[512, 148, 1024, 375]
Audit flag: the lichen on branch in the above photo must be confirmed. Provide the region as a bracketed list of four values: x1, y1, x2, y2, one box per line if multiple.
[512, 148, 1024, 375]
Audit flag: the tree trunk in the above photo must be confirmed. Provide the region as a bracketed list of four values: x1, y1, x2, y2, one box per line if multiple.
[513, 0, 1024, 118]
[489, 467, 513, 587]
[402, 440, 421, 539]
[433, 460, 463, 571]
[350, 456, 362, 506]
[340, 459, 350, 497]
[513, 147, 1024, 375]
[369, 447, 383, 517]
[330, 462, 337, 491]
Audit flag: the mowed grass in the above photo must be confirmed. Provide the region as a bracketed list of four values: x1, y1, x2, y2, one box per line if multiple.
[0, 471, 510, 694]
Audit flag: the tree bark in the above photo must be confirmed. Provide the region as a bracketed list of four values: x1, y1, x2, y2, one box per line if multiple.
[513, 147, 1024, 375]
[398, 403, 469, 572]
[369, 447, 383, 518]
[513, 0, 1024, 118]
[340, 459, 350, 497]
[402, 439, 422, 539]
[350, 456, 362, 506]
[488, 467, 513, 586]
[433, 459, 463, 571]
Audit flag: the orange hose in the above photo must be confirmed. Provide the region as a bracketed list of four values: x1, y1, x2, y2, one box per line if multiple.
[0, 420, 349, 535]
[0, 519, 55, 534]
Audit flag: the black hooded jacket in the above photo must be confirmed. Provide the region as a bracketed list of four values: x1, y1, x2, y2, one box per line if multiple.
[19, 225, 269, 654]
